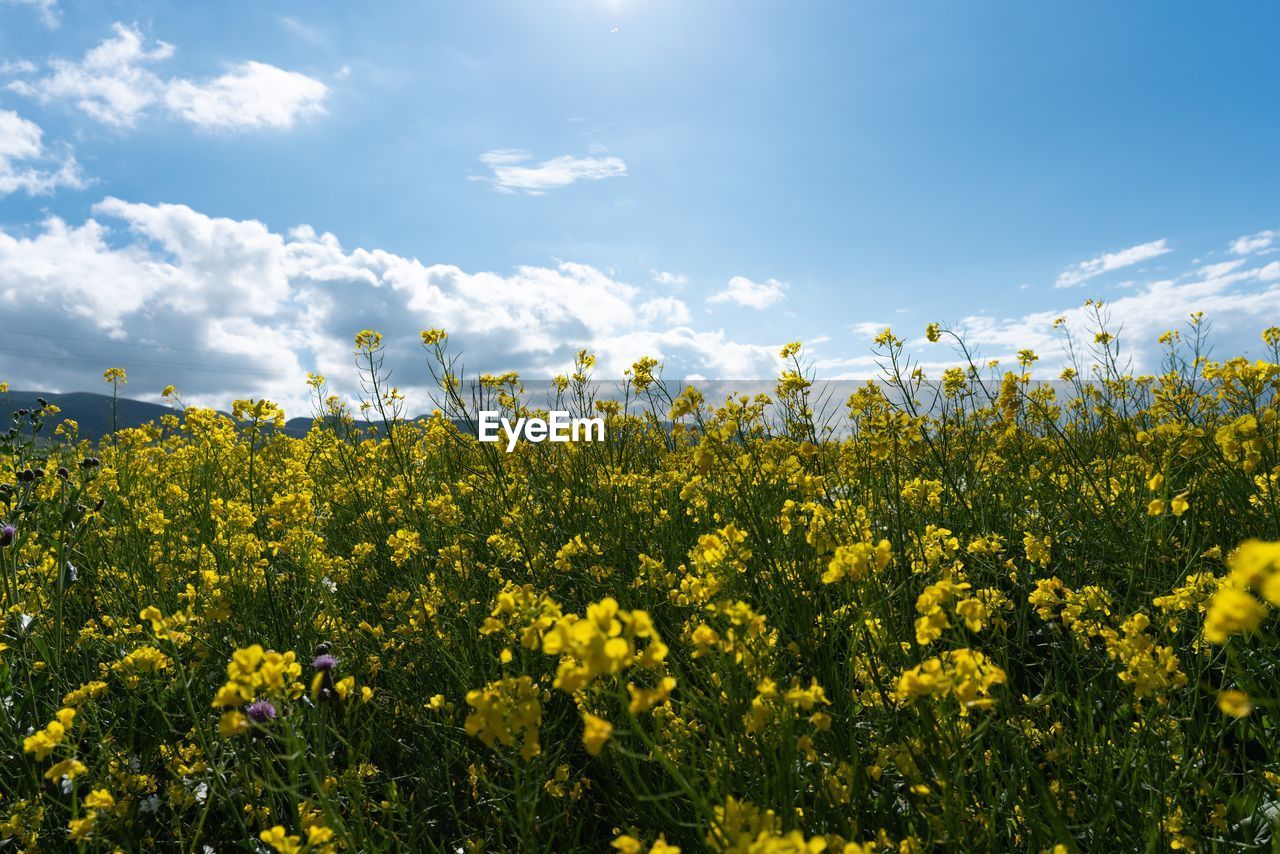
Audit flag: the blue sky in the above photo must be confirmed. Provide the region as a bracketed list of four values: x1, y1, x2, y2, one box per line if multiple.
[0, 0, 1278, 411]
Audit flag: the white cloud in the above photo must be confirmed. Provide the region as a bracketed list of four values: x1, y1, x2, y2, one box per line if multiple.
[651, 270, 688, 288]
[7, 23, 174, 126]
[0, 198, 781, 413]
[851, 322, 888, 338]
[1055, 239, 1171, 288]
[1, 0, 58, 28]
[708, 275, 787, 309]
[1230, 229, 1278, 256]
[475, 149, 627, 195]
[809, 246, 1280, 382]
[0, 106, 83, 195]
[164, 62, 327, 130]
[639, 296, 691, 325]
[277, 15, 328, 46]
[6, 22, 327, 131]
[1197, 259, 1245, 279]
[956, 259, 1280, 374]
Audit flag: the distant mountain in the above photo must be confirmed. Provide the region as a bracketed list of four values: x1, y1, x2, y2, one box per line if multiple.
[3, 389, 179, 441]
[1, 390, 470, 442]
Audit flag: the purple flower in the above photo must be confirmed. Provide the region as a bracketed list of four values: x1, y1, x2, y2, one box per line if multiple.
[245, 699, 277, 724]
[0, 524, 14, 548]
[312, 654, 337, 671]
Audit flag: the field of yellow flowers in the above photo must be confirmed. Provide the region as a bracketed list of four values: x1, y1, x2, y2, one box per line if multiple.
[3, 312, 1280, 852]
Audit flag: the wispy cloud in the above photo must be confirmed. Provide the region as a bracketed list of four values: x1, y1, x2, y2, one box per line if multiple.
[6, 22, 328, 131]
[474, 149, 627, 195]
[851, 321, 889, 338]
[1055, 238, 1171, 288]
[1230, 229, 1278, 256]
[1, 0, 59, 28]
[277, 15, 328, 46]
[651, 270, 688, 288]
[708, 275, 787, 309]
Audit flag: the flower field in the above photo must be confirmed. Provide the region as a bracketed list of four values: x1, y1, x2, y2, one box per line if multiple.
[4, 315, 1280, 852]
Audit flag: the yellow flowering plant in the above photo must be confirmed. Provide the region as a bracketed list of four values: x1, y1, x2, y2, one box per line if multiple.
[1, 317, 1280, 849]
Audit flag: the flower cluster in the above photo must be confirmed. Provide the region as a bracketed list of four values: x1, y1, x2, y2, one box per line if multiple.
[211, 645, 304, 737]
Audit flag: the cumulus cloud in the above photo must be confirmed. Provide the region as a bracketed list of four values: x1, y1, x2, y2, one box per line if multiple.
[1055, 239, 1171, 288]
[0, 106, 83, 195]
[0, 198, 782, 414]
[164, 62, 328, 130]
[7, 23, 174, 126]
[475, 149, 627, 195]
[708, 275, 787, 309]
[638, 296, 691, 325]
[5, 23, 327, 130]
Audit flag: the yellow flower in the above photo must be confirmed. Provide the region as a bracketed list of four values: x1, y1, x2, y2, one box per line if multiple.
[219, 710, 248, 738]
[628, 676, 677, 714]
[1204, 587, 1268, 643]
[83, 789, 115, 810]
[1218, 689, 1252, 718]
[213, 645, 303, 711]
[387, 529, 423, 566]
[541, 597, 669, 693]
[650, 836, 681, 854]
[823, 540, 893, 584]
[307, 825, 335, 847]
[582, 712, 613, 756]
[894, 649, 1006, 714]
[420, 328, 448, 346]
[23, 708, 74, 760]
[1229, 540, 1280, 605]
[260, 825, 303, 854]
[464, 676, 543, 761]
[354, 329, 383, 352]
[43, 758, 87, 781]
[1023, 532, 1052, 567]
[68, 814, 98, 841]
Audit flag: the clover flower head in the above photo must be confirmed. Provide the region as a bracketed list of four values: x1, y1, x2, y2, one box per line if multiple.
[246, 699, 277, 724]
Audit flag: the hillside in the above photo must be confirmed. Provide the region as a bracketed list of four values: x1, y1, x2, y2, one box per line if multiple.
[0, 389, 463, 441]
